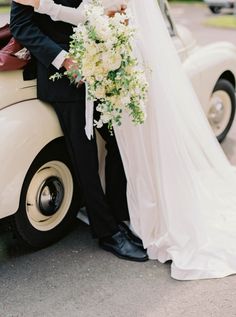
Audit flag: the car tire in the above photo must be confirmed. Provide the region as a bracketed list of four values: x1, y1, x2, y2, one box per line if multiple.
[209, 6, 221, 14]
[11, 138, 81, 249]
[208, 79, 236, 143]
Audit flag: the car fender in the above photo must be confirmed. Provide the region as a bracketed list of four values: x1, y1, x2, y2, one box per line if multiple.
[183, 42, 236, 112]
[0, 99, 63, 219]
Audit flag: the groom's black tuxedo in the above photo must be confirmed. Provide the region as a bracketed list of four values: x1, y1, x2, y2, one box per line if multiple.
[10, 1, 129, 238]
[11, 0, 84, 102]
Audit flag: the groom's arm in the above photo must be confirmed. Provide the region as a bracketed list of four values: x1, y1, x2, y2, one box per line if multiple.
[10, 2, 63, 68]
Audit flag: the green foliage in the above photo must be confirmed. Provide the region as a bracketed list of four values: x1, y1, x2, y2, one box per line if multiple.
[0, 5, 10, 13]
[169, 0, 202, 2]
[205, 16, 236, 29]
[0, 0, 11, 6]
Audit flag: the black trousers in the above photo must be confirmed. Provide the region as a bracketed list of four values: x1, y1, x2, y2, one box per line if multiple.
[52, 100, 129, 238]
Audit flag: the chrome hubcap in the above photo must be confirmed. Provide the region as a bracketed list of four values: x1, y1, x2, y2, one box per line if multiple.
[38, 177, 64, 216]
[208, 90, 231, 137]
[26, 161, 73, 231]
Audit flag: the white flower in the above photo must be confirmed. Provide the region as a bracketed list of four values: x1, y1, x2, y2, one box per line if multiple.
[82, 62, 95, 77]
[96, 103, 103, 112]
[102, 51, 122, 71]
[95, 74, 105, 81]
[94, 119, 103, 128]
[110, 53, 122, 71]
[121, 95, 131, 106]
[101, 113, 113, 123]
[105, 38, 116, 50]
[94, 85, 106, 99]
[84, 42, 98, 55]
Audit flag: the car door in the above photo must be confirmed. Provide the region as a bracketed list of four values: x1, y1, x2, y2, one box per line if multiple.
[159, 0, 188, 61]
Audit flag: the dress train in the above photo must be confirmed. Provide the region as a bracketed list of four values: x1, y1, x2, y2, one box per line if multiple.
[114, 0, 236, 280]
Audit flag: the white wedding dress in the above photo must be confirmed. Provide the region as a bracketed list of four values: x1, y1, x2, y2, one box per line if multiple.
[36, 0, 236, 280]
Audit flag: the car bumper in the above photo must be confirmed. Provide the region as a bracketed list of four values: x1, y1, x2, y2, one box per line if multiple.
[204, 0, 234, 7]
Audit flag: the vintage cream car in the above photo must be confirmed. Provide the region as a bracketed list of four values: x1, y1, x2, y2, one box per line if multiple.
[203, 0, 235, 14]
[1, 1, 236, 249]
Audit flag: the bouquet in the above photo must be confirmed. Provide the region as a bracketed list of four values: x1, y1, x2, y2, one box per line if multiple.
[52, 0, 149, 130]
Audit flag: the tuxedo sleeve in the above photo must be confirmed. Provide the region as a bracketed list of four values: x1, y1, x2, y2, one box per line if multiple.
[10, 2, 63, 68]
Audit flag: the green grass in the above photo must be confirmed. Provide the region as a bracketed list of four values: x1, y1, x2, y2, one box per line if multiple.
[169, 0, 205, 7]
[205, 15, 236, 29]
[170, 0, 202, 1]
[0, 5, 10, 13]
[169, 0, 203, 4]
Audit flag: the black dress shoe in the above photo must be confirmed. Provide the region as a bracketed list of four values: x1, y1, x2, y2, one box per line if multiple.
[118, 222, 144, 248]
[99, 231, 148, 262]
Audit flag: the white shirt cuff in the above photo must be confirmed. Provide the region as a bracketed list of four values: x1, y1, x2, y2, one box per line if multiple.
[52, 50, 68, 69]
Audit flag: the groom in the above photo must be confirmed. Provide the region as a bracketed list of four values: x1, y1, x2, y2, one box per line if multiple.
[10, 0, 148, 261]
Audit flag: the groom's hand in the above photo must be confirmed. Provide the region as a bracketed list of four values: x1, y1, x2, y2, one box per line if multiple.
[62, 58, 76, 72]
[62, 58, 83, 86]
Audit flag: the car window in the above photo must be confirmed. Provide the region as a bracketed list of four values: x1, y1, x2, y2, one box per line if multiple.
[158, 0, 176, 37]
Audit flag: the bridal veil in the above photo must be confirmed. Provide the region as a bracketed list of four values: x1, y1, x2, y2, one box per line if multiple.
[114, 0, 236, 280]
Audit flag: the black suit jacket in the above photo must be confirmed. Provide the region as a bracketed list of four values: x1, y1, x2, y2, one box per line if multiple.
[10, 0, 85, 102]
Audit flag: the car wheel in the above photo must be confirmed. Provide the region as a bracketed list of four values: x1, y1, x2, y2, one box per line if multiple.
[207, 79, 236, 143]
[209, 6, 221, 14]
[11, 138, 80, 249]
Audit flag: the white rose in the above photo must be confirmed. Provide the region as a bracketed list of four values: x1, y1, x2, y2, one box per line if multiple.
[84, 43, 98, 55]
[82, 61, 95, 77]
[110, 53, 122, 71]
[108, 95, 122, 108]
[94, 86, 106, 99]
[102, 52, 122, 71]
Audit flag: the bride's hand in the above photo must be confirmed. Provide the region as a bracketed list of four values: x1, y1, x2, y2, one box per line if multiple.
[13, 0, 40, 9]
[105, 4, 127, 18]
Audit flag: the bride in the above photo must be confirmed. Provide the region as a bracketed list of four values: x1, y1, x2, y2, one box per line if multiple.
[12, 0, 236, 280]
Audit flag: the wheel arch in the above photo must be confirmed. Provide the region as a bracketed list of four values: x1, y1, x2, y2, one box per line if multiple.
[12, 136, 80, 249]
[183, 43, 236, 110]
[0, 100, 63, 219]
[217, 70, 236, 89]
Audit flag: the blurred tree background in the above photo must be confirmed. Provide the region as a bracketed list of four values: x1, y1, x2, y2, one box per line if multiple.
[0, 0, 12, 14]
[0, 0, 10, 14]
[0, 0, 11, 5]
[168, 0, 202, 1]
[0, 0, 203, 6]
[0, 0, 202, 4]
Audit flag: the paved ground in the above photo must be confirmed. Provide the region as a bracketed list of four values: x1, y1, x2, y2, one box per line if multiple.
[1, 4, 236, 317]
[171, 3, 236, 45]
[2, 221, 236, 317]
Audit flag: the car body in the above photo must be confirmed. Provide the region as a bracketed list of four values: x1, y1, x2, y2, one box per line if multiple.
[161, 0, 236, 142]
[1, 0, 236, 248]
[203, 0, 235, 14]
